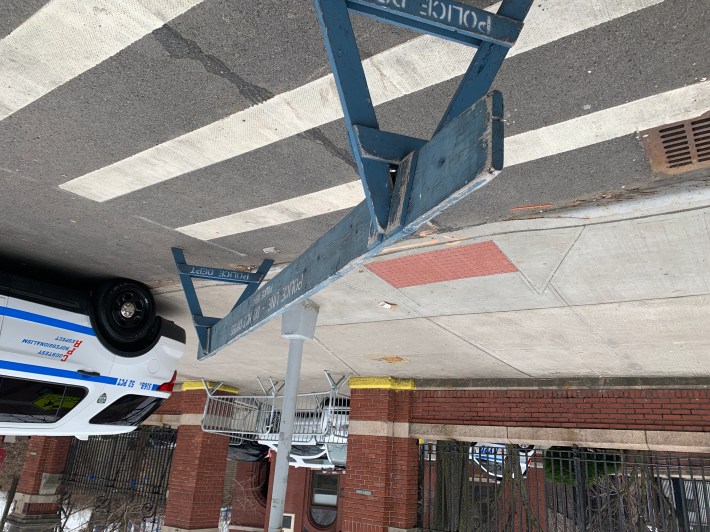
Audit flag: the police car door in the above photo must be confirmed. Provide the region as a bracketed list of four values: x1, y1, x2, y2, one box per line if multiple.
[0, 279, 115, 380]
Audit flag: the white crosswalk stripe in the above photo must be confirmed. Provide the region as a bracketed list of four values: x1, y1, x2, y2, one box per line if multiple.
[0, 0, 205, 122]
[175, 81, 710, 240]
[58, 0, 665, 202]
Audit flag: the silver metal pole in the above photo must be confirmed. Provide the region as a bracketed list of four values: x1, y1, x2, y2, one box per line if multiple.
[267, 301, 319, 532]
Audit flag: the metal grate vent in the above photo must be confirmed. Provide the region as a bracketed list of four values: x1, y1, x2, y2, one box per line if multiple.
[642, 112, 710, 174]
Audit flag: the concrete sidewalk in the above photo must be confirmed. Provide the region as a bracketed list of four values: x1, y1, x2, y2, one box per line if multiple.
[157, 181, 710, 392]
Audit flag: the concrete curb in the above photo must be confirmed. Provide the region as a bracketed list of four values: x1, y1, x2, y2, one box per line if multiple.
[550, 180, 710, 221]
[442, 180, 710, 245]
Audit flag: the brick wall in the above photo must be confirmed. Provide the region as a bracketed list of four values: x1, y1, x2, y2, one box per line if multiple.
[341, 434, 418, 531]
[342, 385, 710, 530]
[164, 422, 229, 529]
[176, 389, 209, 414]
[349, 388, 412, 423]
[22, 502, 57, 515]
[153, 390, 183, 416]
[157, 388, 244, 530]
[350, 388, 710, 432]
[410, 388, 710, 431]
[17, 436, 71, 495]
[389, 437, 419, 525]
[341, 389, 418, 531]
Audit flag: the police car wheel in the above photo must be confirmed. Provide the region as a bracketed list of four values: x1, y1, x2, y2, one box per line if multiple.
[94, 279, 159, 352]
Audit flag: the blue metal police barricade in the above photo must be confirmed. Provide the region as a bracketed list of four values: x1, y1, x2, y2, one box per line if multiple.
[173, 0, 533, 360]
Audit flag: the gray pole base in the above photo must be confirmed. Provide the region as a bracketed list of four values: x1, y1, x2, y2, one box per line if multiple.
[267, 301, 319, 532]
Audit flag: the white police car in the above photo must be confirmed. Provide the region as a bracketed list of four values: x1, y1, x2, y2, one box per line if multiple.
[0, 272, 185, 439]
[472, 443, 535, 478]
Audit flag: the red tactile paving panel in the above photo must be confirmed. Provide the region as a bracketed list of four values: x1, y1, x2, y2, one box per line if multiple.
[366, 241, 517, 288]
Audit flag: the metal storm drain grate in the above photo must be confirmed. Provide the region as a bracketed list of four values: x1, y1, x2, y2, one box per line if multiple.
[642, 112, 710, 174]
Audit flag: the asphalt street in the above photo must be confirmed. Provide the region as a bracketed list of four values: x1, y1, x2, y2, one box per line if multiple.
[0, 0, 708, 289]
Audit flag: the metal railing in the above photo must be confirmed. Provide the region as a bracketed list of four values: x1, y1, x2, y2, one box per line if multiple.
[58, 426, 177, 530]
[419, 443, 710, 532]
[201, 371, 350, 444]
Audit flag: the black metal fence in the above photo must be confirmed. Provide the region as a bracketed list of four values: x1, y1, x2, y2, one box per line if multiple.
[58, 426, 177, 530]
[419, 442, 710, 532]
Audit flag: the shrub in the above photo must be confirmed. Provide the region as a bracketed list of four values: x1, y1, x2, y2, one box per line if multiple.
[544, 447, 621, 486]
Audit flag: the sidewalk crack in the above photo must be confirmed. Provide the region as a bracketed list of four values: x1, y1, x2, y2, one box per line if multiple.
[153, 24, 356, 170]
[312, 336, 358, 374]
[541, 226, 585, 293]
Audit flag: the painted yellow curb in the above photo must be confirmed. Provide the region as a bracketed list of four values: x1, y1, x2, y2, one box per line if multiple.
[179, 380, 239, 394]
[349, 377, 415, 390]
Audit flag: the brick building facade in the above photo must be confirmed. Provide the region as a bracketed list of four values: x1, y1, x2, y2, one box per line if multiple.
[4, 379, 708, 531]
[339, 378, 710, 531]
[229, 450, 344, 531]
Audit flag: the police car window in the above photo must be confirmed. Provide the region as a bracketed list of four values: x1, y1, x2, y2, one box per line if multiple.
[0, 377, 87, 423]
[89, 394, 164, 426]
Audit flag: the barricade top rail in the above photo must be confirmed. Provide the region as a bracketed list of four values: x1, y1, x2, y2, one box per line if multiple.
[199, 372, 350, 444]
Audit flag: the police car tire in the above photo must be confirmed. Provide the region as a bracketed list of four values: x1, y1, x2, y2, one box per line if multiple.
[93, 279, 160, 353]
